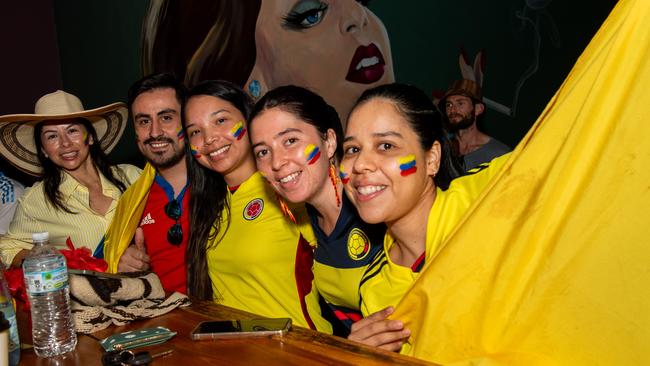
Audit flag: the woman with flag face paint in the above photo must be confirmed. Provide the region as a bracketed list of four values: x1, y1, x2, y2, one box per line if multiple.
[248, 85, 386, 340]
[341, 83, 507, 347]
[182, 80, 330, 333]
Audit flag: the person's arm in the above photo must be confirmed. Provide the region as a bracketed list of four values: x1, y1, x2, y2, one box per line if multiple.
[0, 193, 40, 267]
[348, 306, 411, 352]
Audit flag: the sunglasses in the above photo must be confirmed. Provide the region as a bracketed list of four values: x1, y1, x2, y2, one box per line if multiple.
[164, 199, 183, 246]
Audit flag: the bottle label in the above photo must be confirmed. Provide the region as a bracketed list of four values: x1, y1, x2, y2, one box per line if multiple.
[24, 258, 69, 294]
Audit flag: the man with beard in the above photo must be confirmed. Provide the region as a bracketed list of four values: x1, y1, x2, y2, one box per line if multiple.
[103, 73, 190, 294]
[440, 79, 511, 171]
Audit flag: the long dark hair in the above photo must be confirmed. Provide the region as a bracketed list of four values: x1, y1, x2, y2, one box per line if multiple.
[249, 85, 344, 161]
[353, 83, 463, 190]
[184, 80, 253, 300]
[34, 118, 128, 213]
[142, 0, 261, 87]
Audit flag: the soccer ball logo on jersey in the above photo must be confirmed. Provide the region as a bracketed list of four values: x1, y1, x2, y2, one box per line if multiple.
[347, 228, 371, 261]
[243, 198, 264, 221]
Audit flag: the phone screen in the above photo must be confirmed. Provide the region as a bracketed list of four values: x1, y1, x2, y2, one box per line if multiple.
[192, 318, 291, 339]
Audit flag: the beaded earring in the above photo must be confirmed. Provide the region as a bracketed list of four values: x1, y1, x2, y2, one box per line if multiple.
[328, 161, 341, 208]
[275, 192, 297, 224]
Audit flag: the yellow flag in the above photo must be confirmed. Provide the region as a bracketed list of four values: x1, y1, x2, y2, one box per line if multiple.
[394, 0, 650, 364]
[103, 163, 156, 273]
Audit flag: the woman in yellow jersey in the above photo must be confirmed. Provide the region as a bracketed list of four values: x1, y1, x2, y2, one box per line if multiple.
[0, 91, 141, 267]
[248, 85, 386, 337]
[182, 80, 330, 332]
[341, 83, 506, 350]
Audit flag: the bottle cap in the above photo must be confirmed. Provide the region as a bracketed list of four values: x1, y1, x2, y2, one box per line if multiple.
[32, 232, 49, 242]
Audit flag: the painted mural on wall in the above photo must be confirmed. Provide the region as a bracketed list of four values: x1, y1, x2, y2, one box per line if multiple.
[141, 0, 394, 124]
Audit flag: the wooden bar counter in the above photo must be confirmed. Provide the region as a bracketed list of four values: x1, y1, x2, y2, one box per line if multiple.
[19, 298, 436, 365]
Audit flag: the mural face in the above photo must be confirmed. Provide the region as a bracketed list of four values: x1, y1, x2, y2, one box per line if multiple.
[249, 0, 395, 123]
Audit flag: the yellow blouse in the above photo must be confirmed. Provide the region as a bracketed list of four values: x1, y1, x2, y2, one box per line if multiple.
[0, 164, 141, 266]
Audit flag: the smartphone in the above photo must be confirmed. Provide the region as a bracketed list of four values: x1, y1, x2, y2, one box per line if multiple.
[190, 318, 292, 340]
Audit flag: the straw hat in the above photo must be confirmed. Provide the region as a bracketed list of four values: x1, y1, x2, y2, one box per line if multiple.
[438, 79, 484, 110]
[0, 90, 127, 176]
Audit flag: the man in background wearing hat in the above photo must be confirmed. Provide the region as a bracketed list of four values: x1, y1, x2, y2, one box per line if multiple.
[0, 91, 141, 267]
[103, 73, 189, 294]
[440, 79, 511, 171]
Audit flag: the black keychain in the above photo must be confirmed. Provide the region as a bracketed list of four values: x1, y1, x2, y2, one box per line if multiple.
[102, 349, 173, 366]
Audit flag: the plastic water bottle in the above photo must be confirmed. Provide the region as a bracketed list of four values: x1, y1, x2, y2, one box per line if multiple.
[0, 269, 19, 365]
[22, 232, 76, 357]
[0, 311, 10, 366]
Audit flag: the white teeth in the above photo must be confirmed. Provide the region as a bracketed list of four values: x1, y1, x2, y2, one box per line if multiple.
[150, 142, 168, 148]
[357, 185, 386, 195]
[279, 172, 300, 183]
[209, 145, 230, 157]
[355, 56, 379, 71]
[61, 152, 77, 158]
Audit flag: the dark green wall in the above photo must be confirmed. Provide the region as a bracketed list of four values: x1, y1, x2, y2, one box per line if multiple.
[369, 0, 616, 146]
[51, 0, 616, 166]
[54, 0, 148, 166]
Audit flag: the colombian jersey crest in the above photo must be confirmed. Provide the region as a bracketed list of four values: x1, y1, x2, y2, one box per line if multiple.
[243, 198, 264, 220]
[347, 228, 371, 261]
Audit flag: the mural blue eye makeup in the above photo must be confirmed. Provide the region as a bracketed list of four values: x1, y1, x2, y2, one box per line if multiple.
[283, 0, 328, 30]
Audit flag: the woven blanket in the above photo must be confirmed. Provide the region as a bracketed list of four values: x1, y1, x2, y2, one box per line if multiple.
[70, 271, 190, 334]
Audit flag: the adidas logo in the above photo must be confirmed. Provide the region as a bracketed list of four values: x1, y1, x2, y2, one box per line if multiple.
[140, 213, 155, 225]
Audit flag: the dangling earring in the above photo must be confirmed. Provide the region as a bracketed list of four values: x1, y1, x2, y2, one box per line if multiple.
[328, 161, 341, 208]
[248, 80, 261, 99]
[275, 193, 297, 224]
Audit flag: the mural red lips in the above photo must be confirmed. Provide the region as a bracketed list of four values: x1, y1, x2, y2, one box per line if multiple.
[346, 43, 386, 84]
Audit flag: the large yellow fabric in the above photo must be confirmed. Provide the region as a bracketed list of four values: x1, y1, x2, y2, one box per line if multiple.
[104, 163, 156, 273]
[394, 0, 650, 364]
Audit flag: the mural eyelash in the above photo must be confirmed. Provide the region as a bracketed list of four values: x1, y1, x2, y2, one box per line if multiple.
[283, 3, 328, 30]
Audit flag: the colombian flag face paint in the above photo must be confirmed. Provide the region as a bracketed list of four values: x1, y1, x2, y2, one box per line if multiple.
[398, 154, 417, 177]
[339, 163, 350, 184]
[82, 130, 88, 144]
[304, 144, 321, 165]
[230, 121, 246, 141]
[176, 125, 185, 140]
[190, 144, 202, 159]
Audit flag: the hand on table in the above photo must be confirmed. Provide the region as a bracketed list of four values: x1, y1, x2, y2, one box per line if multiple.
[117, 227, 150, 272]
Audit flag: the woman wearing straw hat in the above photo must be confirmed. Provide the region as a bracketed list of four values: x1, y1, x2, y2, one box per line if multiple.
[0, 90, 141, 267]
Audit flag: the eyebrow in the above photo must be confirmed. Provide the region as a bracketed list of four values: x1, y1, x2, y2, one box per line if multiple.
[343, 131, 403, 143]
[133, 108, 178, 121]
[210, 109, 228, 116]
[41, 122, 80, 133]
[251, 128, 302, 149]
[185, 109, 230, 129]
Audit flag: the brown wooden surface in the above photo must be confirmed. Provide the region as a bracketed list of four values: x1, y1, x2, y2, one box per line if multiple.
[18, 298, 437, 365]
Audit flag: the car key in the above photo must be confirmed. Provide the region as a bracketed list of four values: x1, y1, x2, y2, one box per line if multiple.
[129, 349, 173, 365]
[102, 349, 173, 366]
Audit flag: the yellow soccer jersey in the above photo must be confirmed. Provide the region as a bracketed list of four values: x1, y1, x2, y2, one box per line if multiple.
[206, 172, 331, 333]
[359, 154, 509, 316]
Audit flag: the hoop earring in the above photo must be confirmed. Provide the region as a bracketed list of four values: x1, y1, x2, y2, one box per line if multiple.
[328, 162, 341, 208]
